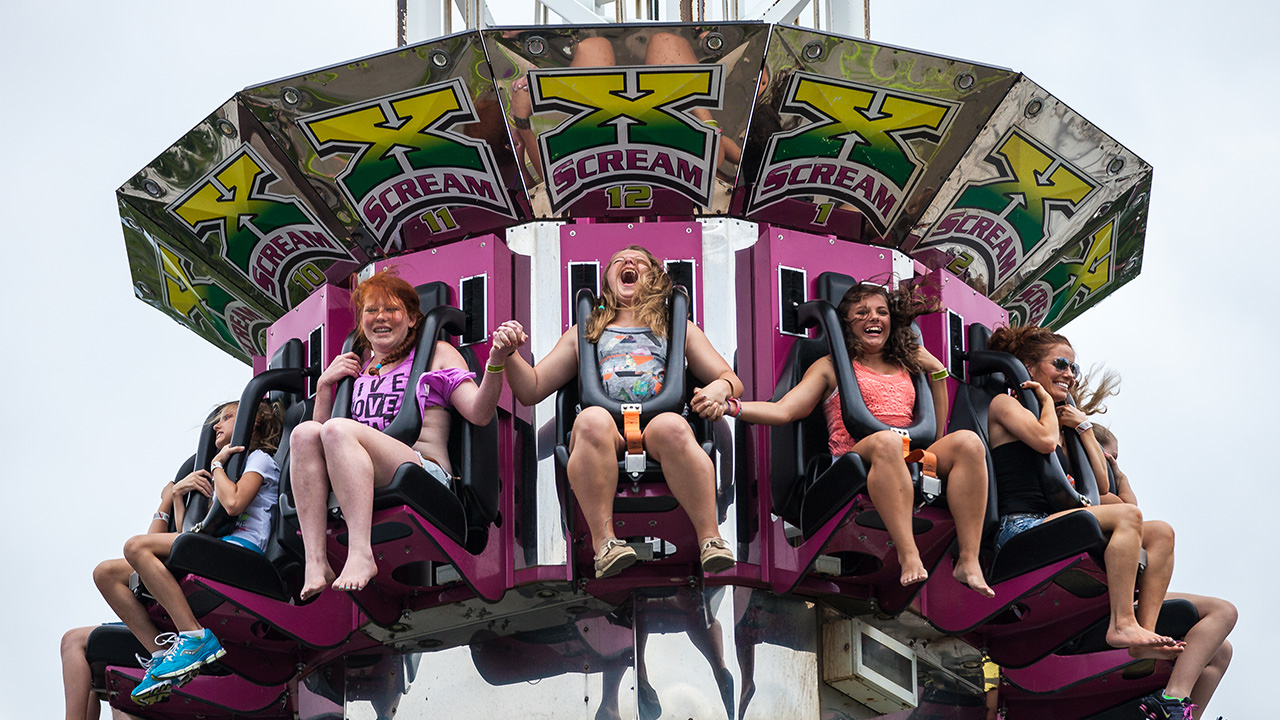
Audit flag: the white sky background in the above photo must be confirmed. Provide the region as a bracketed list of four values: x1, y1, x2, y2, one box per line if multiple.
[0, 1, 1272, 718]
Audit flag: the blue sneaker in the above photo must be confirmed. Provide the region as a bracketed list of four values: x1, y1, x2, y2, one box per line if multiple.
[130, 654, 172, 706]
[149, 630, 225, 680]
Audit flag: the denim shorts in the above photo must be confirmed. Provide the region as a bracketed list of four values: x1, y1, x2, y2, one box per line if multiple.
[995, 513, 1049, 552]
[416, 452, 454, 489]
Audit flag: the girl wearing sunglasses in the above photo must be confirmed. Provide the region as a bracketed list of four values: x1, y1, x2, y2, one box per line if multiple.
[986, 325, 1180, 652]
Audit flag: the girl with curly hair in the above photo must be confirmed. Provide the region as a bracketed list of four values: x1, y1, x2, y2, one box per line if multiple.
[736, 282, 993, 596]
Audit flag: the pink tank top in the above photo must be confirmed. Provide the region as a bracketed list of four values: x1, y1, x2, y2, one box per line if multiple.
[823, 362, 915, 455]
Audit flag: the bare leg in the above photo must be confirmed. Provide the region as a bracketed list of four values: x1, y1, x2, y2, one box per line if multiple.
[932, 430, 994, 598]
[1053, 504, 1175, 649]
[62, 626, 99, 720]
[572, 36, 616, 68]
[291, 421, 336, 601]
[1161, 593, 1237, 713]
[644, 413, 723, 544]
[1136, 520, 1176, 630]
[123, 533, 201, 633]
[94, 557, 166, 655]
[853, 431, 926, 586]
[644, 32, 727, 166]
[320, 418, 422, 591]
[567, 407, 625, 553]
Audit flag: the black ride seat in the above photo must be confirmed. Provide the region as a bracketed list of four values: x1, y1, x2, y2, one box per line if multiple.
[766, 271, 951, 614]
[921, 323, 1115, 669]
[553, 286, 718, 582]
[286, 281, 504, 624]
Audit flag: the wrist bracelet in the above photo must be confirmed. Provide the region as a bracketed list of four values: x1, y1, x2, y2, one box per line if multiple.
[1074, 419, 1093, 434]
[930, 368, 950, 382]
[210, 460, 224, 471]
[511, 116, 531, 130]
[726, 397, 742, 418]
[486, 363, 505, 374]
[153, 511, 171, 523]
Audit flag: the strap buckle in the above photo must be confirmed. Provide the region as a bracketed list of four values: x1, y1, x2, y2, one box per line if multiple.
[622, 404, 646, 474]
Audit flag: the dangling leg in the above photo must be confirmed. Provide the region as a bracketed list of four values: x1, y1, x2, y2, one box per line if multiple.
[854, 431, 926, 586]
[1064, 504, 1178, 649]
[291, 421, 336, 600]
[932, 430, 994, 598]
[61, 626, 99, 720]
[1162, 593, 1236, 715]
[567, 407, 632, 577]
[645, 413, 733, 572]
[320, 418, 422, 591]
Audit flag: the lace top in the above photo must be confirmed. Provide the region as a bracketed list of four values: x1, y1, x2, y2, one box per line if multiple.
[823, 362, 915, 455]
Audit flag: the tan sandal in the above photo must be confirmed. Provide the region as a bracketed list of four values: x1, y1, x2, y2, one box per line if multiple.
[699, 537, 735, 574]
[594, 538, 638, 579]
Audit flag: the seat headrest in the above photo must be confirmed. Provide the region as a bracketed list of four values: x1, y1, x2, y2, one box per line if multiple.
[575, 285, 690, 422]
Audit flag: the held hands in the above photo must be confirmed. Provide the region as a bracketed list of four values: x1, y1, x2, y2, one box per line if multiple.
[691, 379, 732, 421]
[318, 352, 362, 389]
[172, 469, 214, 499]
[489, 320, 527, 366]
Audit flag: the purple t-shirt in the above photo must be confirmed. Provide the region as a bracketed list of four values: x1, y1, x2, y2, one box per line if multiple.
[351, 351, 415, 431]
[350, 349, 476, 431]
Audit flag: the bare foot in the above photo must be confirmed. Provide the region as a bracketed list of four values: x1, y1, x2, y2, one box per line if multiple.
[953, 561, 995, 599]
[899, 554, 928, 586]
[1128, 641, 1186, 660]
[332, 554, 378, 592]
[300, 563, 336, 602]
[1106, 622, 1177, 649]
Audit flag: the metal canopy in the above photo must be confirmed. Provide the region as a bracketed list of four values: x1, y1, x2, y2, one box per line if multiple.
[119, 21, 1149, 361]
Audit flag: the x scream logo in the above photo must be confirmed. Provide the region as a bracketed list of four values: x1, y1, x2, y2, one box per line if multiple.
[299, 78, 515, 248]
[166, 145, 353, 308]
[749, 72, 958, 234]
[921, 128, 1100, 288]
[1008, 219, 1116, 328]
[154, 239, 270, 357]
[531, 65, 723, 213]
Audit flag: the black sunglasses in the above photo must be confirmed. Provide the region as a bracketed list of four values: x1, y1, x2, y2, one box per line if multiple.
[1050, 357, 1081, 377]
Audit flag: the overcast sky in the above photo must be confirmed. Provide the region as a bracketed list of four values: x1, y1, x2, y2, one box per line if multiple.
[2, 1, 1272, 718]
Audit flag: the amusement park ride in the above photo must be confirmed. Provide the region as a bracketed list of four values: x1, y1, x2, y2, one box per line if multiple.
[96, 0, 1167, 717]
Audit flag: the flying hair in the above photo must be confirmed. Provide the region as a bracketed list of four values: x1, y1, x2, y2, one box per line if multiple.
[836, 278, 938, 374]
[1071, 366, 1121, 416]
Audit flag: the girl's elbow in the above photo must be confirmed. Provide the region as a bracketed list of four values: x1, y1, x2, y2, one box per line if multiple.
[1029, 436, 1058, 454]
